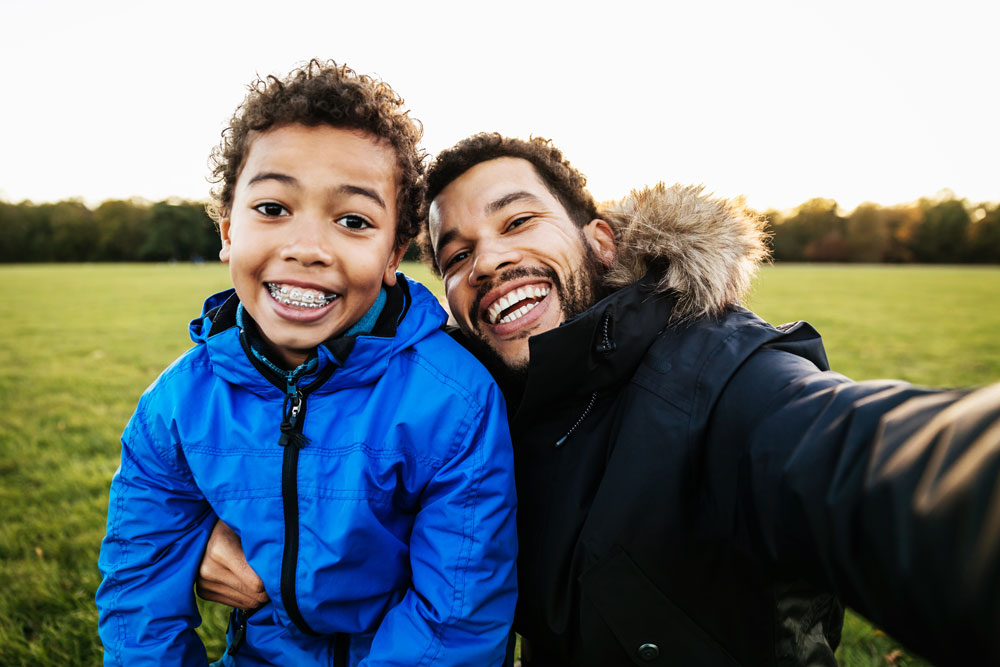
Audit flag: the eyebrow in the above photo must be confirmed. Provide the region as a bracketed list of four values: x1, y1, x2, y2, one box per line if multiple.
[245, 173, 386, 210]
[486, 190, 545, 215]
[247, 171, 297, 187]
[338, 184, 387, 210]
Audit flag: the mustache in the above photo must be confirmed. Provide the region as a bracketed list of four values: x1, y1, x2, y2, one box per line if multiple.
[469, 266, 560, 328]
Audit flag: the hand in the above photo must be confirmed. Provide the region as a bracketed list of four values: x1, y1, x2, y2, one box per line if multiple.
[196, 520, 269, 610]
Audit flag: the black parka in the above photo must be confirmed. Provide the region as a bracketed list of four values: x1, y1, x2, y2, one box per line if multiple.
[503, 273, 1000, 666]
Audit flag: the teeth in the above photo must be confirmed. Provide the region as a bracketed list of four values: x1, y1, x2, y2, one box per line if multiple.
[486, 284, 551, 325]
[267, 283, 337, 309]
[499, 302, 539, 324]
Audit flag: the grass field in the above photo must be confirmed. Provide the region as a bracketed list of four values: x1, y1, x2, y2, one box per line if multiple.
[1, 262, 998, 666]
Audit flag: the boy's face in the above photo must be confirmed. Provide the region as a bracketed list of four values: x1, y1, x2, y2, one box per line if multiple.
[219, 123, 404, 369]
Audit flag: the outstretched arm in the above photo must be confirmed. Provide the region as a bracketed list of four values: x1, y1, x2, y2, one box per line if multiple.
[711, 349, 1000, 664]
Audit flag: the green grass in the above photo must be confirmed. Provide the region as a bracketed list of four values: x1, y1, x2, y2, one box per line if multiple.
[0, 262, 997, 665]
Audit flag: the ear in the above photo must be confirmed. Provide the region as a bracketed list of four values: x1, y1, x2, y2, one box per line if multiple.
[218, 218, 232, 263]
[382, 243, 408, 286]
[583, 219, 616, 267]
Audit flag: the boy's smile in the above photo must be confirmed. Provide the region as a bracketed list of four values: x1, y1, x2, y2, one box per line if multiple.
[219, 124, 404, 369]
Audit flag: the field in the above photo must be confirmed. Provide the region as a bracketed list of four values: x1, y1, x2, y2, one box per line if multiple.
[1, 262, 998, 665]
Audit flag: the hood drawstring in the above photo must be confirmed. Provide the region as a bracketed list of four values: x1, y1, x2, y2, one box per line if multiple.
[555, 312, 615, 447]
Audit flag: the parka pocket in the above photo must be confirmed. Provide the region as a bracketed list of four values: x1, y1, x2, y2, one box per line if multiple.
[579, 546, 740, 666]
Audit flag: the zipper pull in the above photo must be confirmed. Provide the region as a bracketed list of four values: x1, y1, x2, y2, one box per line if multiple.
[596, 312, 616, 354]
[278, 391, 309, 448]
[228, 608, 250, 656]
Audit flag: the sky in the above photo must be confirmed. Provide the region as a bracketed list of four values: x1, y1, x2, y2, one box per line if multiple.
[0, 0, 997, 213]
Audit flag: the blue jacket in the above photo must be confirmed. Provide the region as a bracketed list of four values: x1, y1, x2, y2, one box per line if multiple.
[97, 277, 518, 666]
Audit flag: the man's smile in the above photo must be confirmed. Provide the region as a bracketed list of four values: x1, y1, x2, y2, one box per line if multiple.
[483, 282, 552, 325]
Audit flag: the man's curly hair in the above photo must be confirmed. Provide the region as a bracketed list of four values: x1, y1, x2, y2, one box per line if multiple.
[420, 133, 600, 272]
[209, 59, 425, 248]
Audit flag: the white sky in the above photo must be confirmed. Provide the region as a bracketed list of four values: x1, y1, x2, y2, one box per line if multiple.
[1, 0, 997, 213]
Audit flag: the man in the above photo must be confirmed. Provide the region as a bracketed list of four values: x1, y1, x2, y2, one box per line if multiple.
[199, 133, 1000, 666]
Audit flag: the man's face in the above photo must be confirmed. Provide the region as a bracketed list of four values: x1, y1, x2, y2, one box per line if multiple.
[428, 157, 614, 372]
[219, 123, 404, 369]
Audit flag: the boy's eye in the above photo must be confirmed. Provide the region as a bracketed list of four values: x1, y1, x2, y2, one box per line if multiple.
[254, 202, 289, 217]
[508, 216, 532, 231]
[336, 215, 372, 230]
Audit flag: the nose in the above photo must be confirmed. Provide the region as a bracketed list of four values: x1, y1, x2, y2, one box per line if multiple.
[468, 245, 521, 286]
[280, 215, 334, 266]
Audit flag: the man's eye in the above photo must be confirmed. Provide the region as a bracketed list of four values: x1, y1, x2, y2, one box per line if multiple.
[254, 202, 289, 217]
[336, 215, 372, 230]
[443, 251, 470, 272]
[508, 216, 532, 230]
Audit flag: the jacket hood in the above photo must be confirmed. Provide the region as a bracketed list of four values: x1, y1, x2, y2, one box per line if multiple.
[188, 275, 447, 394]
[600, 183, 770, 321]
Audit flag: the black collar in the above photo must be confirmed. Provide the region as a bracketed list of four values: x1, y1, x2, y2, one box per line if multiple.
[514, 273, 677, 422]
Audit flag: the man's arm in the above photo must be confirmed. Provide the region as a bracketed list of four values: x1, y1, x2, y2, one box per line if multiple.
[196, 520, 269, 610]
[708, 348, 1000, 664]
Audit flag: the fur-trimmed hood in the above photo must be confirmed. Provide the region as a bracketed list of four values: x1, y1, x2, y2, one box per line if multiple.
[600, 183, 770, 321]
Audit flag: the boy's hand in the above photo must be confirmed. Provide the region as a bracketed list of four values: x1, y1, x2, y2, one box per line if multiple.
[196, 520, 269, 610]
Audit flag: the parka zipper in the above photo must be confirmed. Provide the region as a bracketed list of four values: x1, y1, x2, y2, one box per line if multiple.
[555, 312, 616, 447]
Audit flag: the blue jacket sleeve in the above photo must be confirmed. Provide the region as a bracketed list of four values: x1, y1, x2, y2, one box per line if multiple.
[363, 382, 518, 666]
[707, 347, 1000, 665]
[96, 399, 217, 666]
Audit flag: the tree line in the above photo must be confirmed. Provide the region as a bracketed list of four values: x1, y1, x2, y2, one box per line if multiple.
[1, 194, 998, 264]
[764, 194, 1000, 263]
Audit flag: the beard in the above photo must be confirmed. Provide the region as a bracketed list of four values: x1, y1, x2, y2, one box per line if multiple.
[464, 235, 607, 382]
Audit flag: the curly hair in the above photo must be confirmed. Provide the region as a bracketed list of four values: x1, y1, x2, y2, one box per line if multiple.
[208, 59, 425, 248]
[420, 133, 600, 271]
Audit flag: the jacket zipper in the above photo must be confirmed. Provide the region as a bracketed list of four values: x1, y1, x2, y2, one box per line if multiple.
[226, 607, 256, 656]
[555, 312, 616, 447]
[278, 376, 318, 636]
[238, 331, 336, 638]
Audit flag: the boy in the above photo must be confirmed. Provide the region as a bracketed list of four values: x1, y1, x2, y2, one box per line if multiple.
[96, 60, 517, 666]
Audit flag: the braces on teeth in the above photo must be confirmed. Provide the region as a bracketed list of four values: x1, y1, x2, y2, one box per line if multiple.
[267, 283, 337, 309]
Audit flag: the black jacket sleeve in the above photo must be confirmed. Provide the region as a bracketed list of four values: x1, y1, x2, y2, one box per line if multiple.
[706, 346, 1000, 665]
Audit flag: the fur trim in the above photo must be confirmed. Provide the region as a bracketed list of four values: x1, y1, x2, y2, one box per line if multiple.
[601, 183, 770, 321]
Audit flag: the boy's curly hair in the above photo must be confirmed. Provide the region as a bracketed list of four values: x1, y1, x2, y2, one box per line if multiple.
[209, 59, 425, 248]
[419, 133, 599, 271]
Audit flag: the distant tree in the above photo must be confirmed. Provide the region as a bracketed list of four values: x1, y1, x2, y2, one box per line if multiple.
[0, 201, 32, 262]
[967, 204, 1000, 263]
[911, 197, 970, 262]
[49, 200, 94, 261]
[772, 198, 847, 262]
[140, 200, 218, 261]
[402, 240, 422, 262]
[880, 205, 922, 263]
[12, 202, 56, 261]
[94, 199, 150, 261]
[845, 203, 890, 262]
